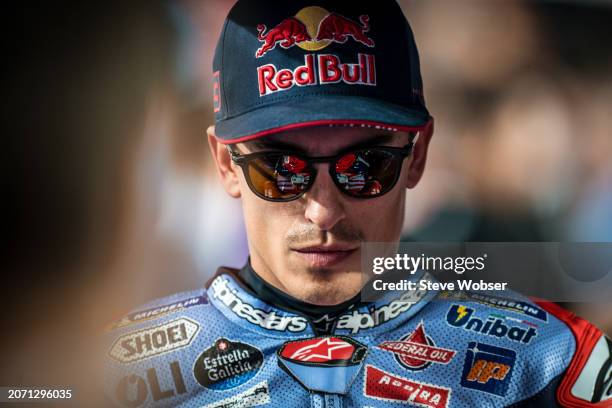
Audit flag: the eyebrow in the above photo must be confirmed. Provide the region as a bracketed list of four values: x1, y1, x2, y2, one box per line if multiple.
[242, 133, 400, 154]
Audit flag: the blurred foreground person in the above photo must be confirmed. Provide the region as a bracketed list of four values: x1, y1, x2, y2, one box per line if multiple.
[3, 1, 177, 405]
[103, 0, 611, 407]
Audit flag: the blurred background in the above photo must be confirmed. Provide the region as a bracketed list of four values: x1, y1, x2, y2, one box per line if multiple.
[3, 0, 611, 389]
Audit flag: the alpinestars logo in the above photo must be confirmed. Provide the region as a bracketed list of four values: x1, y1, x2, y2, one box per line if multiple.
[336, 288, 428, 334]
[211, 277, 308, 332]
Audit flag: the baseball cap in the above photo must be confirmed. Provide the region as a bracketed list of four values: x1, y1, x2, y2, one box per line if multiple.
[212, 0, 432, 143]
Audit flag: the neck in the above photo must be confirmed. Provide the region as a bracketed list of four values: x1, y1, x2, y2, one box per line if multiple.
[237, 261, 362, 335]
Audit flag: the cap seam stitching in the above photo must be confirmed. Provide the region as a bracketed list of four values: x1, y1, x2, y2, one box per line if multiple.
[219, 19, 230, 118]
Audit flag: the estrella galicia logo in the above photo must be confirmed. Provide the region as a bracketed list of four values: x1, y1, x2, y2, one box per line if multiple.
[446, 304, 538, 345]
[193, 338, 263, 390]
[461, 342, 516, 397]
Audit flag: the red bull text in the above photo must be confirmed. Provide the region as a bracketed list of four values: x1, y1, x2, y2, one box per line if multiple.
[257, 53, 376, 96]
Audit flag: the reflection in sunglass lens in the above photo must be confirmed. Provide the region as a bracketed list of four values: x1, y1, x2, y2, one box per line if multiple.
[246, 154, 313, 200]
[334, 149, 399, 197]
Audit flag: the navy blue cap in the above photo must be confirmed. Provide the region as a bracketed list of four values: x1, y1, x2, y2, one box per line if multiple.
[212, 0, 431, 143]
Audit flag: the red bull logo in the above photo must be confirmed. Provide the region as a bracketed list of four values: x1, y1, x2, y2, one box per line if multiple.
[255, 6, 375, 58]
[257, 53, 376, 96]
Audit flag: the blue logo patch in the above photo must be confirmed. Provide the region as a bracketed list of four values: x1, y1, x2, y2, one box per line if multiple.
[461, 342, 516, 397]
[446, 304, 538, 344]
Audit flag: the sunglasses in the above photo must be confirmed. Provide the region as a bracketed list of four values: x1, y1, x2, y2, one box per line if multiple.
[228, 142, 414, 202]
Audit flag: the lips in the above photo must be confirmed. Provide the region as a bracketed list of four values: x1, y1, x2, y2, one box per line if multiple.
[291, 245, 358, 268]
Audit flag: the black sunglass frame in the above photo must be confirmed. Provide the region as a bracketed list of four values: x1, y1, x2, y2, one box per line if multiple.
[228, 143, 414, 202]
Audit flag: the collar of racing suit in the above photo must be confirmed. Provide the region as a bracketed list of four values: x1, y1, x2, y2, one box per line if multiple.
[238, 261, 362, 335]
[206, 263, 437, 338]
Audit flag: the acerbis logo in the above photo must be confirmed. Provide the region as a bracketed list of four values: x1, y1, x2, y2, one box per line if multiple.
[211, 277, 308, 332]
[446, 304, 538, 345]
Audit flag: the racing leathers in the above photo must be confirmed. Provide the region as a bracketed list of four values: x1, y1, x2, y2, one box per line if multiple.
[104, 266, 612, 408]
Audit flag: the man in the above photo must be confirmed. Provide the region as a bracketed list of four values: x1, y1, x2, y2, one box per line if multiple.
[104, 1, 611, 407]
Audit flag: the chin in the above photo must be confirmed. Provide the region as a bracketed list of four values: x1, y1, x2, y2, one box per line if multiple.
[297, 271, 362, 306]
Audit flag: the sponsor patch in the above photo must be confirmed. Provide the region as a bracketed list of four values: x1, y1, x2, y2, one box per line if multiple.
[115, 360, 186, 407]
[109, 317, 199, 363]
[194, 338, 264, 391]
[377, 322, 456, 371]
[364, 365, 451, 408]
[571, 335, 612, 403]
[106, 295, 206, 331]
[211, 277, 308, 332]
[461, 342, 516, 397]
[446, 304, 538, 345]
[278, 336, 367, 366]
[202, 381, 271, 408]
[439, 291, 548, 322]
[336, 288, 428, 334]
[277, 336, 367, 394]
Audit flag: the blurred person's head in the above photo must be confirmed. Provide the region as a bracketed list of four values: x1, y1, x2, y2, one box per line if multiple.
[206, 0, 434, 305]
[3, 0, 177, 392]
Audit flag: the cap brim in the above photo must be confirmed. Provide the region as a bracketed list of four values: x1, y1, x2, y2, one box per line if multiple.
[214, 95, 430, 144]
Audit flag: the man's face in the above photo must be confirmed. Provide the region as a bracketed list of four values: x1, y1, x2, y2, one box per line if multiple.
[209, 126, 431, 305]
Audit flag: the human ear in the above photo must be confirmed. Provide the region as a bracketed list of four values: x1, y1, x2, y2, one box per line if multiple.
[207, 126, 241, 198]
[405, 119, 434, 189]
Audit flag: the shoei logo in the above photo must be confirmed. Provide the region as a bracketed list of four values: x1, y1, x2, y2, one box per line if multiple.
[460, 342, 516, 397]
[109, 317, 200, 363]
[255, 6, 375, 58]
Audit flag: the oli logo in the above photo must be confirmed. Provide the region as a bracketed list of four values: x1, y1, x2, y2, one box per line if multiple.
[461, 342, 516, 397]
[115, 361, 186, 407]
[256, 6, 374, 58]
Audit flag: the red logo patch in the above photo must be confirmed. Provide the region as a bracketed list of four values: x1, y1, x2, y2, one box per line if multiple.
[364, 365, 451, 408]
[377, 322, 456, 370]
[278, 336, 367, 366]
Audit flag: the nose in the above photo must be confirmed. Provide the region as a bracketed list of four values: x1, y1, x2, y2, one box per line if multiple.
[303, 164, 347, 231]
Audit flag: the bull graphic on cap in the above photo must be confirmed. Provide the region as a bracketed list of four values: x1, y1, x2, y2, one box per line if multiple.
[256, 18, 312, 58]
[256, 8, 375, 58]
